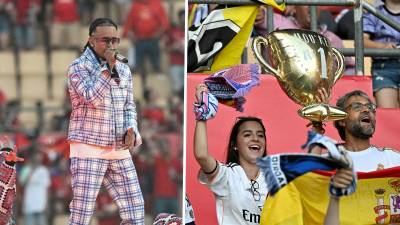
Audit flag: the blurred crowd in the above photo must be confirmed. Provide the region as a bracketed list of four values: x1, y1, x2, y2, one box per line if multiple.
[0, 0, 184, 224]
[0, 0, 155, 50]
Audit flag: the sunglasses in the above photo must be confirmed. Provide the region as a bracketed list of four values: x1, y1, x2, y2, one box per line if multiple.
[94, 37, 120, 45]
[345, 102, 377, 113]
[250, 179, 261, 202]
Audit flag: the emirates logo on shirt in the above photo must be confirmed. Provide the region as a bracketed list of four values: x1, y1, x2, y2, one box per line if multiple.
[242, 209, 261, 223]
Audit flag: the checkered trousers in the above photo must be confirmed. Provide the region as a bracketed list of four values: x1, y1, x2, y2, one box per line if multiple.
[69, 157, 144, 225]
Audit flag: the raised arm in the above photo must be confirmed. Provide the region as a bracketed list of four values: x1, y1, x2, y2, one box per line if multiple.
[324, 168, 354, 225]
[194, 84, 219, 177]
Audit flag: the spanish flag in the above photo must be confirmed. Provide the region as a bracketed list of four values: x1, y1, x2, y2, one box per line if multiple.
[261, 167, 400, 225]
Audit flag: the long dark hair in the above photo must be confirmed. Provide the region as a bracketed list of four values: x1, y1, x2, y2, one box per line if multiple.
[83, 18, 118, 51]
[225, 117, 267, 164]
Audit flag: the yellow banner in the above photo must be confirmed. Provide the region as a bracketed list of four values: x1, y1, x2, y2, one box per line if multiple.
[208, 6, 258, 73]
[253, 0, 286, 11]
[261, 168, 400, 225]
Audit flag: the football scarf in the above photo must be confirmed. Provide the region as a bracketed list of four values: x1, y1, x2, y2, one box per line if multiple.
[257, 131, 356, 196]
[204, 63, 261, 112]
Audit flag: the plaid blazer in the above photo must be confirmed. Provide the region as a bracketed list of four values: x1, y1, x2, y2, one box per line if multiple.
[67, 47, 139, 147]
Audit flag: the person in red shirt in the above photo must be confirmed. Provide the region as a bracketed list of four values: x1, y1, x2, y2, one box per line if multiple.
[166, 9, 184, 96]
[142, 88, 166, 127]
[149, 136, 181, 216]
[123, 0, 169, 80]
[0, 89, 6, 131]
[13, 0, 40, 50]
[50, 0, 80, 50]
[0, 0, 13, 49]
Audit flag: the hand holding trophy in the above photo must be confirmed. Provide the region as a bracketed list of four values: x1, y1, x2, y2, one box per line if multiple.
[252, 29, 347, 132]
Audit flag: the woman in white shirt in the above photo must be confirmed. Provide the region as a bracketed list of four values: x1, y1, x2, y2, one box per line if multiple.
[193, 84, 268, 225]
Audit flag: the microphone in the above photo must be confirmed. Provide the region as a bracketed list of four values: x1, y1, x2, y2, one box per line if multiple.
[115, 52, 128, 64]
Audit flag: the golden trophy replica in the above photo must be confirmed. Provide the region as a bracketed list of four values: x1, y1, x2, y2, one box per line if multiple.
[252, 29, 347, 129]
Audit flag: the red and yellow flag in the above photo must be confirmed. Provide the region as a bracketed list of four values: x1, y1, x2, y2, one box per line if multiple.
[261, 167, 400, 225]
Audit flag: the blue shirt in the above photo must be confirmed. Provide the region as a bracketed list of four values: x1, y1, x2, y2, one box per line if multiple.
[363, 4, 400, 60]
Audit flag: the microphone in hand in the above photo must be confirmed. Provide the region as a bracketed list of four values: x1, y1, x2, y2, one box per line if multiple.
[115, 51, 128, 63]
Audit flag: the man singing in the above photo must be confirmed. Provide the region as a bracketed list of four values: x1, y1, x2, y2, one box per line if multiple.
[67, 18, 144, 225]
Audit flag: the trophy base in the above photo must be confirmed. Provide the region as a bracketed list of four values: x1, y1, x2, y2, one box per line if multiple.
[298, 104, 348, 122]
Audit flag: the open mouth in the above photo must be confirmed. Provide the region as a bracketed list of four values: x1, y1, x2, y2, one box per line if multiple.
[249, 145, 261, 151]
[360, 115, 371, 124]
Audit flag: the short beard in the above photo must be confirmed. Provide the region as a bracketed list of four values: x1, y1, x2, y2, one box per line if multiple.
[347, 120, 375, 140]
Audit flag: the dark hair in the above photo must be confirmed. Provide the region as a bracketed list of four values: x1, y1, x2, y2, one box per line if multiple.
[88, 18, 118, 36]
[84, 18, 118, 50]
[226, 117, 267, 164]
[334, 90, 373, 141]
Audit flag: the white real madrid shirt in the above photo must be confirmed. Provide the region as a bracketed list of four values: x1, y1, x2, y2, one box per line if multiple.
[340, 145, 400, 172]
[198, 162, 268, 225]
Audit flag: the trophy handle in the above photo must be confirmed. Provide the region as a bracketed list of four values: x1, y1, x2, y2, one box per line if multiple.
[252, 36, 279, 77]
[331, 47, 345, 85]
